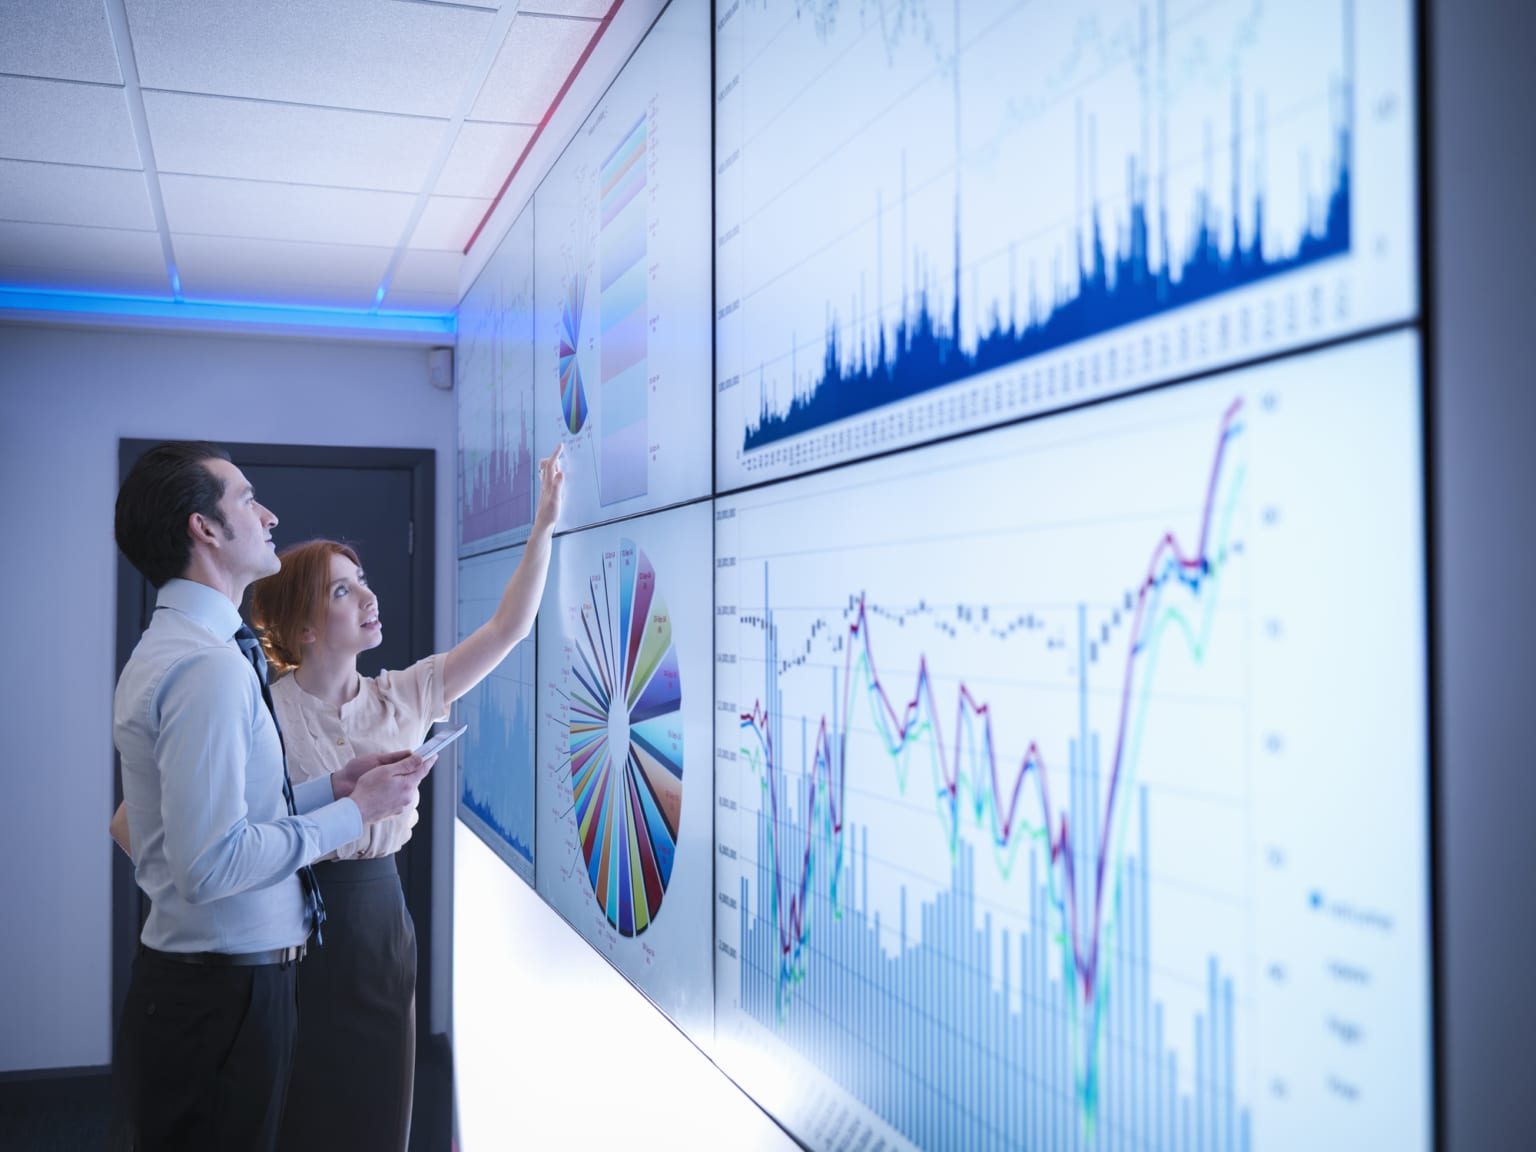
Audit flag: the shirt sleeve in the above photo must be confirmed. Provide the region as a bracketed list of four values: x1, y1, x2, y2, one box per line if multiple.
[378, 653, 450, 744]
[153, 649, 360, 903]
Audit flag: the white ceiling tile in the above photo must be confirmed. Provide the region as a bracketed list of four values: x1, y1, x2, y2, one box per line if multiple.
[0, 77, 141, 169]
[411, 195, 493, 251]
[471, 13, 598, 124]
[144, 91, 447, 192]
[437, 120, 534, 199]
[173, 233, 393, 309]
[381, 244, 459, 318]
[0, 160, 156, 231]
[160, 175, 417, 248]
[390, 246, 463, 297]
[0, 221, 169, 295]
[126, 0, 497, 119]
[0, 0, 123, 84]
[520, 1, 613, 16]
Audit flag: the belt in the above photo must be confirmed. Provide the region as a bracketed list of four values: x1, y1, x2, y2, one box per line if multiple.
[141, 943, 305, 967]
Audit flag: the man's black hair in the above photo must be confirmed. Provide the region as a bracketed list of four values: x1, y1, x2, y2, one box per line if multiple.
[114, 442, 233, 588]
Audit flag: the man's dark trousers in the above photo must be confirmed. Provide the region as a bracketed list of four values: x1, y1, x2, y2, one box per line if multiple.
[109, 948, 299, 1151]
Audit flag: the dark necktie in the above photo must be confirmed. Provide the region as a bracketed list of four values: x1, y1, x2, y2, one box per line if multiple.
[235, 623, 326, 946]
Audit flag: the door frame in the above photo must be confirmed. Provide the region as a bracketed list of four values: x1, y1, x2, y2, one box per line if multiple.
[111, 440, 437, 1039]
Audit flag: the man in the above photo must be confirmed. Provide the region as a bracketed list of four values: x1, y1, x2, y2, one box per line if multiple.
[108, 441, 435, 1151]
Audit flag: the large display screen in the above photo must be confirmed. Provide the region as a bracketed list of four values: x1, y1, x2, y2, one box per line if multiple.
[534, 501, 716, 1041]
[532, 0, 713, 533]
[713, 329, 1429, 1151]
[714, 0, 1417, 490]
[455, 544, 538, 886]
[453, 0, 1431, 1146]
[458, 203, 536, 557]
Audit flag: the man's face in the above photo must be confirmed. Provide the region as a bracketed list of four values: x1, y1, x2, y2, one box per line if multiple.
[203, 458, 280, 586]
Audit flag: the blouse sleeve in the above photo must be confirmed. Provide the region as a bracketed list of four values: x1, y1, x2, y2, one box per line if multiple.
[375, 653, 450, 746]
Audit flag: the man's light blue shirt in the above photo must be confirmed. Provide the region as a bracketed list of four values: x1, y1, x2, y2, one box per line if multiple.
[114, 578, 363, 953]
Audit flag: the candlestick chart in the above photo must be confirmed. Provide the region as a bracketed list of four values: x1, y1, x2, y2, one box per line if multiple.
[713, 331, 1430, 1151]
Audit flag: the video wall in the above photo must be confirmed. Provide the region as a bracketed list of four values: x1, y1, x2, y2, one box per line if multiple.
[455, 0, 1430, 1148]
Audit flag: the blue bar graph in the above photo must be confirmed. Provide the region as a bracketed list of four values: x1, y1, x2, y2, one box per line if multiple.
[742, 773, 1250, 1152]
[456, 546, 537, 885]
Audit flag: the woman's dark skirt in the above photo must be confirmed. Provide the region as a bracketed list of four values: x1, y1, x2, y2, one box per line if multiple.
[277, 855, 415, 1152]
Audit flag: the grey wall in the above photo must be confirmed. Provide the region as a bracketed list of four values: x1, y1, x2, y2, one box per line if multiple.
[0, 324, 456, 1072]
[1431, 0, 1536, 1145]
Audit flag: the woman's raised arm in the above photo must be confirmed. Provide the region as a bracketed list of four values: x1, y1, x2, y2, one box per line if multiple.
[442, 445, 565, 703]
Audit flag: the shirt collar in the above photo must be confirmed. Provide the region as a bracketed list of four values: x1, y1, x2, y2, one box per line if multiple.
[156, 577, 244, 641]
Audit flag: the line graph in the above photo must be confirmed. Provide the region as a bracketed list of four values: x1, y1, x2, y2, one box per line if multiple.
[713, 331, 1430, 1151]
[458, 203, 535, 557]
[714, 0, 1416, 488]
[744, 408, 1246, 1147]
[752, 393, 1239, 992]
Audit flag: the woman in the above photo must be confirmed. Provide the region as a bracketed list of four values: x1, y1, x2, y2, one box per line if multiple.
[253, 446, 563, 1152]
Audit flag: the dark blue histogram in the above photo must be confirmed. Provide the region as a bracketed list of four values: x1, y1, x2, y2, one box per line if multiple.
[457, 548, 537, 885]
[459, 669, 536, 876]
[743, 2, 1353, 452]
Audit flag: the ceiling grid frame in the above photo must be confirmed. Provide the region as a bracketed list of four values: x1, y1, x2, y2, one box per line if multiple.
[0, 0, 626, 340]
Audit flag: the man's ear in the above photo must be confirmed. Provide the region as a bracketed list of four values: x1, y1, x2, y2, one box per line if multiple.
[187, 511, 222, 547]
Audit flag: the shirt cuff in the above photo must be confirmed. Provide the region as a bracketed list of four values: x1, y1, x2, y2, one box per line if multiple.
[305, 797, 364, 856]
[293, 775, 340, 813]
[293, 776, 363, 854]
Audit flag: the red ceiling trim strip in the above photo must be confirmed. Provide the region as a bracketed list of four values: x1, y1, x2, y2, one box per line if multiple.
[463, 0, 626, 256]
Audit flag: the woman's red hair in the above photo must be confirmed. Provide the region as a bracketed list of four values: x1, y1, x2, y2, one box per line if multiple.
[250, 539, 361, 675]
